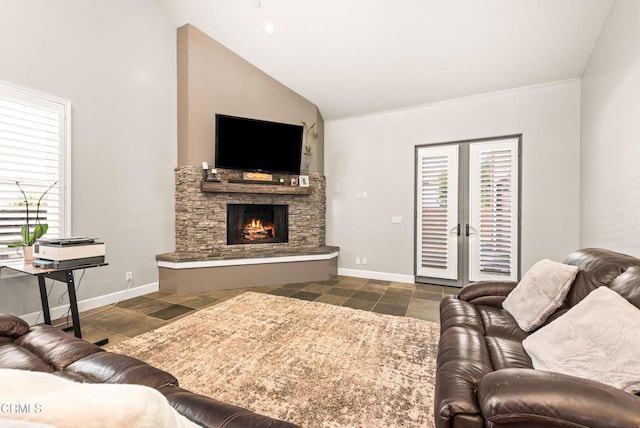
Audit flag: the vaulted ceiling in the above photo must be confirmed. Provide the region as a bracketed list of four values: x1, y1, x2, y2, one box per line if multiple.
[158, 0, 613, 120]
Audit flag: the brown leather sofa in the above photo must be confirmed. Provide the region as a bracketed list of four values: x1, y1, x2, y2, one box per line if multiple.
[435, 248, 640, 428]
[0, 315, 298, 428]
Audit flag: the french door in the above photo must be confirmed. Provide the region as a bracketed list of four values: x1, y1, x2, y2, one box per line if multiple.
[415, 136, 521, 287]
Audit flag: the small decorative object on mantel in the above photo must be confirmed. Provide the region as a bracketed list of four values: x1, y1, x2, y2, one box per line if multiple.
[207, 168, 220, 182]
[299, 175, 310, 187]
[201, 162, 221, 182]
[243, 171, 273, 182]
[291, 177, 299, 186]
[201, 162, 209, 181]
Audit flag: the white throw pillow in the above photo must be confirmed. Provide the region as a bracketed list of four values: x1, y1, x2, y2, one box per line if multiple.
[502, 259, 578, 331]
[523, 286, 640, 394]
[0, 369, 199, 428]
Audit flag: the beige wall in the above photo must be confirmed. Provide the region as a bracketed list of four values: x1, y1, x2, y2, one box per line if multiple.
[326, 80, 581, 282]
[580, 0, 640, 257]
[0, 0, 176, 317]
[178, 24, 324, 172]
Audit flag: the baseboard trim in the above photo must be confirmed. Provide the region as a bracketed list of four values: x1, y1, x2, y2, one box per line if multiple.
[337, 268, 414, 284]
[19, 282, 159, 326]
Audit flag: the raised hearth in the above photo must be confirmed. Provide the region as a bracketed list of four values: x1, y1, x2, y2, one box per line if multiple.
[157, 246, 339, 294]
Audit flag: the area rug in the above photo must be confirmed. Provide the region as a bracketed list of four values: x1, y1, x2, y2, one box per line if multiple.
[110, 292, 440, 427]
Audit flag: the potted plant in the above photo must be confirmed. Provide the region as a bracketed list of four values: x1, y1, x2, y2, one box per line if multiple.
[301, 121, 318, 174]
[8, 181, 57, 261]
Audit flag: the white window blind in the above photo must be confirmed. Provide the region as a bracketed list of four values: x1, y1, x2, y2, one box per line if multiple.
[0, 84, 68, 253]
[468, 139, 518, 282]
[416, 145, 459, 280]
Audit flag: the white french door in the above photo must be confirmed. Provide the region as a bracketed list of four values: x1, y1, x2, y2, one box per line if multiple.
[415, 145, 459, 279]
[415, 136, 520, 287]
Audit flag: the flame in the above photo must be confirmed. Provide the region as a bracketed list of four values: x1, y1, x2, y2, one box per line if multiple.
[243, 218, 275, 240]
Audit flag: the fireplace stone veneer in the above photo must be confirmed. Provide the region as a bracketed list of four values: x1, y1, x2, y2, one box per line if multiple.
[174, 166, 326, 253]
[161, 167, 335, 293]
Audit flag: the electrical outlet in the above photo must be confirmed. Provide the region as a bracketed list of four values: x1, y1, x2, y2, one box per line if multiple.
[362, 257, 368, 265]
[355, 257, 361, 265]
[125, 272, 133, 283]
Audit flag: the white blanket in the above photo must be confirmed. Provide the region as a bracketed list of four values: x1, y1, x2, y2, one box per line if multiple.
[523, 286, 640, 394]
[0, 369, 200, 428]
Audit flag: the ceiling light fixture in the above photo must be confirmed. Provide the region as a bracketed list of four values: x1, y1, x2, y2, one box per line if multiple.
[253, 0, 261, 7]
[264, 22, 276, 36]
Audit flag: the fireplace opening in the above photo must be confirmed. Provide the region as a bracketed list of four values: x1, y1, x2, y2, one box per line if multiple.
[227, 204, 288, 245]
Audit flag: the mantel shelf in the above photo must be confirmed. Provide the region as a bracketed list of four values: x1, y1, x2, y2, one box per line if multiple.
[200, 181, 312, 195]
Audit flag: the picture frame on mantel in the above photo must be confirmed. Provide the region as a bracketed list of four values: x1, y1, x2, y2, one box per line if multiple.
[299, 175, 309, 187]
[291, 177, 299, 186]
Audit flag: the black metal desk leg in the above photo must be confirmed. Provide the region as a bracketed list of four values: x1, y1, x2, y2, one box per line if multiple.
[37, 275, 52, 325]
[64, 270, 82, 339]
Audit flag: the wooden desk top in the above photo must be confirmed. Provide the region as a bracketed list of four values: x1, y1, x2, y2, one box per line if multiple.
[0, 259, 108, 276]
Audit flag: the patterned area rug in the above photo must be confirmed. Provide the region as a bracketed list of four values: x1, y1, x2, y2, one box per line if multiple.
[111, 292, 439, 427]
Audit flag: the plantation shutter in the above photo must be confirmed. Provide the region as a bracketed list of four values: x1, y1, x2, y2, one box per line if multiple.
[468, 139, 518, 281]
[415, 145, 459, 279]
[0, 84, 66, 251]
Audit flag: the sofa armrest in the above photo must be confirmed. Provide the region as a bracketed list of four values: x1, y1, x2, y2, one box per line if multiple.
[159, 385, 300, 428]
[478, 368, 640, 428]
[457, 281, 517, 307]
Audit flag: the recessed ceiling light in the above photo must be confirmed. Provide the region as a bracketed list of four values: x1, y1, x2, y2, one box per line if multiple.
[264, 22, 276, 36]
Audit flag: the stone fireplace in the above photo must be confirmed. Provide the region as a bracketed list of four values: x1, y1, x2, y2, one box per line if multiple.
[158, 166, 337, 294]
[174, 166, 326, 253]
[227, 204, 288, 245]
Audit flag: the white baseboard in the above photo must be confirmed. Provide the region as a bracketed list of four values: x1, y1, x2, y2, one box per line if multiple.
[19, 282, 159, 326]
[337, 268, 415, 284]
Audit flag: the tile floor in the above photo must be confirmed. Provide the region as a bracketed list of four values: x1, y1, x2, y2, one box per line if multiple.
[54, 276, 459, 348]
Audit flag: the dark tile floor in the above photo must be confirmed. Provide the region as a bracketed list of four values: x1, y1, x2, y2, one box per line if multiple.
[57, 276, 459, 348]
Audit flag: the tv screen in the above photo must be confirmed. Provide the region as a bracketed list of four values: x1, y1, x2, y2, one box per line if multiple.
[215, 114, 303, 175]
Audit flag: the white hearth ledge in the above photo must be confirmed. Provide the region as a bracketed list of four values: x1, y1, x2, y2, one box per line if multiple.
[158, 251, 340, 270]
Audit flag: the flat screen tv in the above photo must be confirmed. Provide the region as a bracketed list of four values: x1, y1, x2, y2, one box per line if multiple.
[215, 114, 304, 175]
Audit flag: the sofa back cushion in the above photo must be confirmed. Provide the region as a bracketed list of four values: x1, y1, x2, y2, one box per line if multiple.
[563, 248, 640, 307]
[610, 265, 640, 309]
[0, 314, 29, 338]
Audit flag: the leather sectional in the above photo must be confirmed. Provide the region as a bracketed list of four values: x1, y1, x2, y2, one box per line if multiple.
[435, 248, 640, 427]
[0, 315, 297, 428]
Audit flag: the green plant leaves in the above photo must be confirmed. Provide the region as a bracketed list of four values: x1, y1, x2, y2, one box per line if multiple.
[19, 223, 49, 246]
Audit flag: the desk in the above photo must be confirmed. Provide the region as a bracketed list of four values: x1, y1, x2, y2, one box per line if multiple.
[0, 259, 108, 346]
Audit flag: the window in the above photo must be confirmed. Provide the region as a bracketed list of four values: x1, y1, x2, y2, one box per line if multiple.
[0, 82, 69, 257]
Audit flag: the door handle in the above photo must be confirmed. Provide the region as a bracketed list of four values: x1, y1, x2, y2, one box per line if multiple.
[449, 224, 461, 236]
[465, 224, 469, 237]
[466, 224, 478, 237]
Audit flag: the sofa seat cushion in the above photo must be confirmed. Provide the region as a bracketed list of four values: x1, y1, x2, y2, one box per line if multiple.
[0, 342, 54, 372]
[485, 337, 532, 370]
[440, 295, 485, 334]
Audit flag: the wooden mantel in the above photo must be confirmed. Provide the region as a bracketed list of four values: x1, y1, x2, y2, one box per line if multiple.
[200, 181, 312, 195]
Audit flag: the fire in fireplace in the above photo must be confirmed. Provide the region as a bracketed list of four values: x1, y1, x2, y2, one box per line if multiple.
[227, 204, 288, 245]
